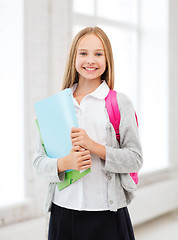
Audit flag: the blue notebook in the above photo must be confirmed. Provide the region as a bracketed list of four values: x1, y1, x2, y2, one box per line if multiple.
[34, 88, 91, 190]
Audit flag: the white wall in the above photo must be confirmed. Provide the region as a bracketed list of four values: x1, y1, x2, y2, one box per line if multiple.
[0, 217, 47, 240]
[0, 0, 178, 239]
[24, 0, 72, 218]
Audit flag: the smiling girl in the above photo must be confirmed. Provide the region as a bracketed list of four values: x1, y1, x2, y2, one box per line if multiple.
[34, 27, 143, 240]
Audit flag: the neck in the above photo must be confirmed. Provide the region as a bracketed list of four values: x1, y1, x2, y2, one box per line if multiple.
[75, 78, 102, 96]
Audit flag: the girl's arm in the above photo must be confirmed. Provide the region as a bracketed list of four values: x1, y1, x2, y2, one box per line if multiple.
[33, 135, 65, 183]
[33, 136, 91, 182]
[104, 93, 143, 174]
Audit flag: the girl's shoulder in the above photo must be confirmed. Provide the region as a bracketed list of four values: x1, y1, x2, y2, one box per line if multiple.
[115, 91, 134, 110]
[114, 92, 137, 126]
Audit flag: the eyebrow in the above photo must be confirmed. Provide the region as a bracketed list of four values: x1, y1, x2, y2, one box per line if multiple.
[78, 49, 104, 52]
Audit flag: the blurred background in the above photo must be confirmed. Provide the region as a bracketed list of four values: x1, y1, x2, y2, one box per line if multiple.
[0, 0, 178, 239]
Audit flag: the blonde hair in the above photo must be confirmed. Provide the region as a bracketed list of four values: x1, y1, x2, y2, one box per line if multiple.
[62, 27, 114, 90]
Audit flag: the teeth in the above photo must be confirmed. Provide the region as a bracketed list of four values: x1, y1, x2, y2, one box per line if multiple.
[85, 67, 97, 71]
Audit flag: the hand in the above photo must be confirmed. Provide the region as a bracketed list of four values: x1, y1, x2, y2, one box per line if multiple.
[70, 127, 93, 150]
[68, 145, 92, 171]
[70, 127, 106, 160]
[57, 145, 91, 172]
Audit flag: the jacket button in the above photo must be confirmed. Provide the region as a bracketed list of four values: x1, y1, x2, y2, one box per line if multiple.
[109, 200, 113, 204]
[108, 176, 111, 180]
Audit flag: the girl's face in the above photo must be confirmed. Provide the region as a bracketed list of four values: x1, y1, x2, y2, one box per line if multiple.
[75, 34, 106, 83]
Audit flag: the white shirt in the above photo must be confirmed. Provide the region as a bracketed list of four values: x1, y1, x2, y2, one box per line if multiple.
[53, 81, 110, 211]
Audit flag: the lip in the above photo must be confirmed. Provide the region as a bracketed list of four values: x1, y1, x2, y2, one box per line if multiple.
[83, 67, 98, 72]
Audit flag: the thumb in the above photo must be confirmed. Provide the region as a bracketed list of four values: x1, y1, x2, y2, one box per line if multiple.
[72, 145, 84, 152]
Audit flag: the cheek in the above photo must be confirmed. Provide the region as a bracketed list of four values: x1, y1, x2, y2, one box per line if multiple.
[75, 58, 81, 72]
[100, 59, 106, 72]
[75, 56, 84, 71]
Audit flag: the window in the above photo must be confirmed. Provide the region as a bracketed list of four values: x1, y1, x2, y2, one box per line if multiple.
[139, 0, 169, 172]
[0, 0, 24, 206]
[73, 0, 168, 173]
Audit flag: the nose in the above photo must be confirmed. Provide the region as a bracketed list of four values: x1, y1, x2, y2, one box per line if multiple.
[87, 55, 95, 65]
[87, 60, 94, 65]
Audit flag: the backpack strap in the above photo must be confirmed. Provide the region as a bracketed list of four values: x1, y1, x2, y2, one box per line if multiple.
[135, 112, 139, 127]
[105, 89, 138, 185]
[105, 89, 120, 142]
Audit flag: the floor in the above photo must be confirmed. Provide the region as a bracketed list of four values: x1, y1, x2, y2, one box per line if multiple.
[1, 211, 178, 240]
[134, 211, 178, 240]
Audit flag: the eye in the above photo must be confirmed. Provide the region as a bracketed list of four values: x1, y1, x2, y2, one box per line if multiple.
[79, 52, 87, 56]
[96, 53, 103, 56]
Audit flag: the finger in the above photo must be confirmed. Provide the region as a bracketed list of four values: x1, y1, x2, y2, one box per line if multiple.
[80, 154, 91, 161]
[72, 145, 81, 151]
[71, 127, 81, 133]
[82, 159, 92, 165]
[78, 146, 86, 151]
[79, 159, 91, 166]
[79, 147, 86, 151]
[80, 150, 90, 156]
[79, 165, 90, 171]
[71, 137, 80, 143]
[72, 145, 85, 152]
[70, 132, 80, 138]
[79, 161, 92, 170]
[72, 141, 80, 147]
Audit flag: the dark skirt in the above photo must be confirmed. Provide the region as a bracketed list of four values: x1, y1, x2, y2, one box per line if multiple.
[48, 203, 135, 240]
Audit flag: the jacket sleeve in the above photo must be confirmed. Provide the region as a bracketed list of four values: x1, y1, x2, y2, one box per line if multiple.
[33, 135, 65, 183]
[104, 93, 143, 173]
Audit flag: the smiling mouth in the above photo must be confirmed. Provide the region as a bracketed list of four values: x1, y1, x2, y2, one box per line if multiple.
[83, 67, 98, 71]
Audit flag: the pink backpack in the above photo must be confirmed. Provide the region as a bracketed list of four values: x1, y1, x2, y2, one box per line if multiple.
[105, 90, 138, 184]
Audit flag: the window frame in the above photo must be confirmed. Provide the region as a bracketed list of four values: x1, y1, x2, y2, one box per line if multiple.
[72, 0, 169, 175]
